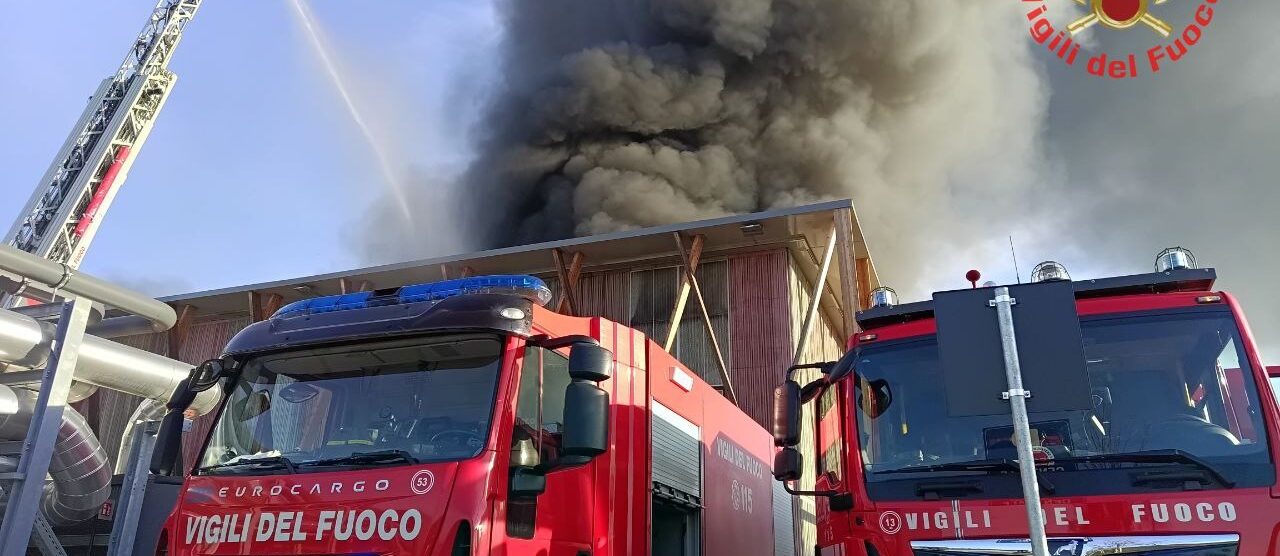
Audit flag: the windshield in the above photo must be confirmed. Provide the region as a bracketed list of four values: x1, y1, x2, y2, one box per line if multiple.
[854, 309, 1273, 495]
[196, 334, 505, 475]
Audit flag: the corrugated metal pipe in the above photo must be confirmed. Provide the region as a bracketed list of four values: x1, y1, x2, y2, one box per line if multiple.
[0, 385, 112, 525]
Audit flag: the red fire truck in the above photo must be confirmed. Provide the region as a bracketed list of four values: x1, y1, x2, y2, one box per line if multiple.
[773, 248, 1280, 555]
[148, 275, 786, 555]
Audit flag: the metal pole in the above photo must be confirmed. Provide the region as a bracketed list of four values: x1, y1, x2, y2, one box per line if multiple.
[793, 225, 838, 366]
[108, 420, 159, 556]
[990, 287, 1049, 556]
[0, 297, 93, 555]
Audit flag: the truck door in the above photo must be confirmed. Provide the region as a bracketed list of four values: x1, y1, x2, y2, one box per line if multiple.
[503, 345, 593, 555]
[815, 380, 849, 543]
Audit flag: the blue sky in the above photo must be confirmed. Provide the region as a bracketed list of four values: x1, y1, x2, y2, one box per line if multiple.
[0, 0, 498, 295]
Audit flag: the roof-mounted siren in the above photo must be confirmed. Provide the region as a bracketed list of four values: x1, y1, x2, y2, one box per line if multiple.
[869, 287, 899, 309]
[1155, 247, 1197, 272]
[1030, 261, 1071, 283]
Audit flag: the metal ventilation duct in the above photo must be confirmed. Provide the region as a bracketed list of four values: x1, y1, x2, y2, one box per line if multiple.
[0, 308, 219, 415]
[114, 398, 168, 475]
[0, 386, 112, 526]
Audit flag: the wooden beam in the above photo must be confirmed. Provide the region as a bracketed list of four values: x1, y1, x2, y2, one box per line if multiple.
[439, 265, 451, 281]
[262, 293, 284, 318]
[555, 251, 585, 314]
[167, 304, 197, 359]
[551, 249, 581, 316]
[855, 257, 872, 311]
[673, 232, 736, 404]
[833, 208, 861, 338]
[663, 234, 704, 352]
[248, 291, 285, 322]
[250, 290, 268, 321]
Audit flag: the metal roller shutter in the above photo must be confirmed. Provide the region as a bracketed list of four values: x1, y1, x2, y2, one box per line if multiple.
[771, 480, 796, 556]
[651, 402, 701, 506]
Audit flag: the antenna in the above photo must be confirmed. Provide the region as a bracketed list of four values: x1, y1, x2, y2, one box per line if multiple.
[1009, 236, 1022, 284]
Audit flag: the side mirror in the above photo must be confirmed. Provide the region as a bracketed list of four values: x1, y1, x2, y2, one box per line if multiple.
[509, 467, 547, 499]
[190, 359, 227, 393]
[774, 447, 802, 482]
[858, 377, 893, 419]
[151, 377, 199, 476]
[561, 380, 609, 458]
[568, 343, 613, 382]
[773, 380, 801, 447]
[800, 377, 829, 403]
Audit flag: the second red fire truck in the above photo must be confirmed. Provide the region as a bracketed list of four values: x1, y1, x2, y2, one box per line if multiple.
[773, 248, 1279, 555]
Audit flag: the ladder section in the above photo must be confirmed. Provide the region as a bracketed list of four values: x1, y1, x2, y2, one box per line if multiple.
[3, 0, 202, 284]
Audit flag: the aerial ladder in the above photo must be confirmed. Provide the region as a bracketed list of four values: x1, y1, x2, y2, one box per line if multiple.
[0, 2, 201, 555]
[3, 0, 202, 308]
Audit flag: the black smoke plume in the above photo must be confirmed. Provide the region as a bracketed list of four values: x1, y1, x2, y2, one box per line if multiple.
[452, 0, 1047, 284]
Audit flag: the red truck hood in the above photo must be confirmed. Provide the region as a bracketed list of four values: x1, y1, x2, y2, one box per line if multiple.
[856, 488, 1279, 554]
[173, 462, 460, 555]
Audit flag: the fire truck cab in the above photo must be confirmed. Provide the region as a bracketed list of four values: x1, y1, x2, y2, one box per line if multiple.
[150, 275, 786, 555]
[773, 249, 1280, 555]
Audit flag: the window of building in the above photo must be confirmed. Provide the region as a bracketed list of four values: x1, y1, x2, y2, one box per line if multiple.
[629, 262, 730, 386]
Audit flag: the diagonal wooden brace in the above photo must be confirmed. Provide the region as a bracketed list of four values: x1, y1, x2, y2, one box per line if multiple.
[673, 232, 736, 404]
[663, 234, 704, 352]
[551, 249, 583, 316]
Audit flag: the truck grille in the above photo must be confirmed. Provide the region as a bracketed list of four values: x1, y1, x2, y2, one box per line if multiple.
[911, 534, 1238, 555]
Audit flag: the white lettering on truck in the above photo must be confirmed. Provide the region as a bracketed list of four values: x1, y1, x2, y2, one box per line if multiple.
[185, 509, 422, 545]
[715, 438, 765, 480]
[892, 510, 992, 532]
[1131, 502, 1236, 524]
[217, 478, 391, 500]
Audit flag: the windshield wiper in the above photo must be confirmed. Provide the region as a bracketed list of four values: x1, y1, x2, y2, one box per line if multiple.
[1054, 449, 1235, 488]
[298, 449, 420, 468]
[876, 459, 1055, 495]
[198, 455, 296, 475]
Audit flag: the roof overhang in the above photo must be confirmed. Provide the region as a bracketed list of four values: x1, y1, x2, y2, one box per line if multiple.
[157, 200, 880, 327]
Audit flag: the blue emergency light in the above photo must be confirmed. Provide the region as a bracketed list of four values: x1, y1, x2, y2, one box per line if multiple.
[272, 275, 553, 319]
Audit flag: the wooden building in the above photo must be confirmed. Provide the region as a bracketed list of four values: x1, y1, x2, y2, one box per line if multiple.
[84, 199, 879, 552]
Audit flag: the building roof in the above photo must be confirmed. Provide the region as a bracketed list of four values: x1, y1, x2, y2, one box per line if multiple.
[160, 200, 880, 325]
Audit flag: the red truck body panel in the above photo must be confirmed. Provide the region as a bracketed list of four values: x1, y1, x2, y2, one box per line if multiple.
[815, 289, 1280, 555]
[164, 304, 782, 555]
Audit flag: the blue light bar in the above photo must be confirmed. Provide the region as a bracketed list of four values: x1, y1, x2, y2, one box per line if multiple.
[272, 275, 553, 319]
